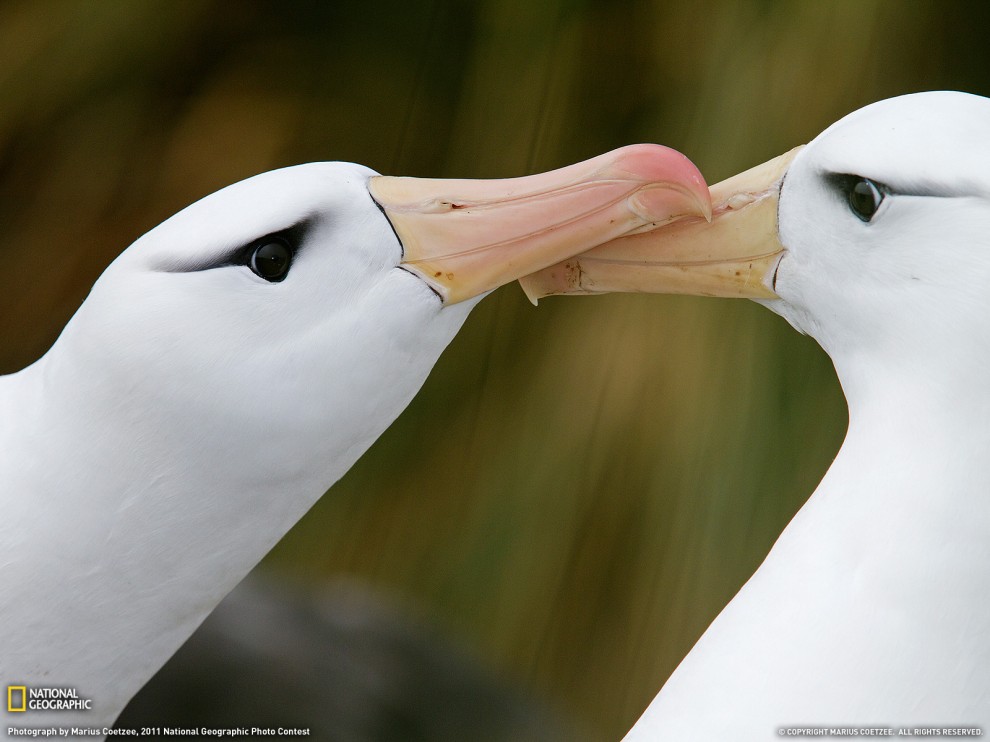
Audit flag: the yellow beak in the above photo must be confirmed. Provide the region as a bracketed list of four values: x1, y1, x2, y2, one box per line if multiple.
[517, 146, 803, 303]
[369, 144, 713, 305]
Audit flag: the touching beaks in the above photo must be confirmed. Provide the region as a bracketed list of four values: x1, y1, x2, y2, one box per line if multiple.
[369, 144, 712, 305]
[517, 146, 804, 303]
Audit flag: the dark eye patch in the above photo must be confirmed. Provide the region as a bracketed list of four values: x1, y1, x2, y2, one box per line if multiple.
[159, 219, 312, 276]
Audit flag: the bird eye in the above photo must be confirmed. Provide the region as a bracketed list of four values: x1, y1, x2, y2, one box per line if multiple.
[249, 238, 293, 282]
[848, 177, 885, 222]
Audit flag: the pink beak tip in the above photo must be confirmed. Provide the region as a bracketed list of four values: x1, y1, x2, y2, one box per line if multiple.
[603, 143, 712, 220]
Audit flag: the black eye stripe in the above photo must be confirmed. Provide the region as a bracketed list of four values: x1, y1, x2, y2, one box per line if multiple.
[158, 219, 311, 276]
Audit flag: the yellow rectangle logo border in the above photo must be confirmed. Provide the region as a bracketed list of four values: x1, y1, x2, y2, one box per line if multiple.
[7, 685, 27, 712]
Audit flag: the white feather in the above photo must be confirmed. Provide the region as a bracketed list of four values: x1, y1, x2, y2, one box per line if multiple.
[627, 91, 990, 739]
[0, 162, 476, 730]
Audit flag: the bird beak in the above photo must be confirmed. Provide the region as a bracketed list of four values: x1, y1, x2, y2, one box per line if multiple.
[517, 146, 803, 303]
[369, 145, 712, 305]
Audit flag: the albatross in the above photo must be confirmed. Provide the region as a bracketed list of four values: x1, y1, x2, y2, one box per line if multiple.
[0, 146, 710, 734]
[523, 91, 990, 738]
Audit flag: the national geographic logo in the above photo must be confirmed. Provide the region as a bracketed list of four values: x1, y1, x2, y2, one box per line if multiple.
[7, 686, 25, 712]
[6, 686, 92, 712]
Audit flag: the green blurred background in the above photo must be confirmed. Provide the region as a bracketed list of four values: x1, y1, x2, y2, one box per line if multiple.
[2, 0, 988, 737]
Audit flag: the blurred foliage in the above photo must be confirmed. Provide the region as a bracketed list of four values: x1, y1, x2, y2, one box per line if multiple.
[2, 0, 989, 737]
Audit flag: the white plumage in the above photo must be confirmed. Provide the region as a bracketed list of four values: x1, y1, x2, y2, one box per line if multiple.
[625, 92, 990, 738]
[0, 163, 476, 729]
[0, 147, 707, 736]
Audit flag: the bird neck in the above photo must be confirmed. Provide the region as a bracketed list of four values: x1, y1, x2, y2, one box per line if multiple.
[0, 351, 364, 727]
[833, 328, 990, 439]
[791, 345, 990, 593]
[629, 346, 990, 736]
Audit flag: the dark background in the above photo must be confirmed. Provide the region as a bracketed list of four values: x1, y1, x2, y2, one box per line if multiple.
[3, 1, 988, 737]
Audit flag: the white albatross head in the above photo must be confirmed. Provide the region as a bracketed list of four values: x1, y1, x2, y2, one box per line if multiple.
[33, 148, 712, 509]
[768, 92, 990, 376]
[0, 147, 709, 730]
